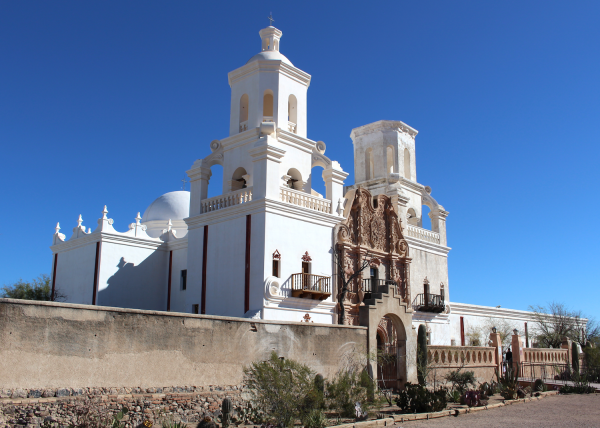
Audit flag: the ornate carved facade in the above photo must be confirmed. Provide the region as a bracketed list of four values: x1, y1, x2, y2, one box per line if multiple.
[336, 188, 411, 325]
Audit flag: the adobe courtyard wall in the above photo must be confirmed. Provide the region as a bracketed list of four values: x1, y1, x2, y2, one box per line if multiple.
[0, 298, 367, 393]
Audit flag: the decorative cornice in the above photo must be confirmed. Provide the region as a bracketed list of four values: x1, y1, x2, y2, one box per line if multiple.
[228, 60, 311, 87]
[449, 302, 544, 322]
[405, 236, 451, 257]
[350, 120, 418, 140]
[277, 129, 316, 154]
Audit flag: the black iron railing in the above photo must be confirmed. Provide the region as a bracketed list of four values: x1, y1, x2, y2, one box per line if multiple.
[362, 279, 396, 294]
[412, 293, 445, 313]
[291, 273, 331, 300]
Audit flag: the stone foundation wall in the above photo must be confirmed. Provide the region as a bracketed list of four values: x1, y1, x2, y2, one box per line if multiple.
[0, 387, 243, 428]
[0, 299, 367, 392]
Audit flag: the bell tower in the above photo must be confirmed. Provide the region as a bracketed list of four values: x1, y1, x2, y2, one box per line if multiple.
[227, 25, 311, 138]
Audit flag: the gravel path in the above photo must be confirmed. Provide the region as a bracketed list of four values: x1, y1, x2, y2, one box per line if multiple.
[393, 394, 600, 428]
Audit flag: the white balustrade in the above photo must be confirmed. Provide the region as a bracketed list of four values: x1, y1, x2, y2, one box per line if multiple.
[262, 116, 274, 123]
[288, 121, 297, 133]
[280, 187, 332, 214]
[201, 187, 253, 214]
[239, 121, 248, 133]
[406, 224, 441, 244]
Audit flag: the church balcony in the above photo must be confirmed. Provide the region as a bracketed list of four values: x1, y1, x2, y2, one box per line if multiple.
[239, 121, 248, 133]
[291, 273, 331, 300]
[280, 186, 332, 214]
[362, 279, 396, 297]
[287, 121, 297, 133]
[412, 293, 445, 313]
[201, 187, 253, 213]
[406, 224, 440, 245]
[262, 116, 274, 122]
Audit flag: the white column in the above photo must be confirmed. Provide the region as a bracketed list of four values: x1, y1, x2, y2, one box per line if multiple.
[187, 163, 212, 216]
[322, 163, 348, 215]
[429, 209, 449, 246]
[386, 182, 410, 233]
[249, 135, 285, 200]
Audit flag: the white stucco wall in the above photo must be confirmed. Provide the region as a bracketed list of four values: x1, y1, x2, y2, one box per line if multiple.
[52, 242, 97, 305]
[97, 241, 167, 311]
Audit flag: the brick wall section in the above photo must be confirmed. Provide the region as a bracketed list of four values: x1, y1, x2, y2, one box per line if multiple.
[0, 387, 243, 428]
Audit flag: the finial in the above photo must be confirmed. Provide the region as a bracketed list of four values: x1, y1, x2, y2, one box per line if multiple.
[135, 212, 142, 226]
[167, 219, 173, 232]
[181, 176, 189, 191]
[77, 214, 83, 227]
[102, 205, 108, 219]
[268, 12, 274, 26]
[55, 222, 61, 234]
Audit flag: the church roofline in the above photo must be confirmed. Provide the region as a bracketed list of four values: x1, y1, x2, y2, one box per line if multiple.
[228, 60, 311, 87]
[350, 120, 418, 140]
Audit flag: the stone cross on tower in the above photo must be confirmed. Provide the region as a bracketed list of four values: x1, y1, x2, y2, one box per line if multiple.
[268, 13, 274, 26]
[181, 177, 189, 191]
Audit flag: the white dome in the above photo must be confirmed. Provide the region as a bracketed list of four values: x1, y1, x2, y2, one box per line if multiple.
[247, 50, 293, 66]
[142, 191, 190, 223]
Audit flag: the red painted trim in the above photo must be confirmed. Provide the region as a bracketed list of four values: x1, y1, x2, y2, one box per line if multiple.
[244, 215, 251, 314]
[167, 250, 173, 311]
[92, 241, 101, 305]
[460, 316, 465, 346]
[201, 225, 208, 314]
[51, 253, 58, 301]
[525, 322, 529, 348]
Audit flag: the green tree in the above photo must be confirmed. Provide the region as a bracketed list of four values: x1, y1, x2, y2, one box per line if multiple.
[0, 274, 66, 301]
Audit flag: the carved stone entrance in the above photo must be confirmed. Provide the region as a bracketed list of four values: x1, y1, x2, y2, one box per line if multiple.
[334, 187, 416, 388]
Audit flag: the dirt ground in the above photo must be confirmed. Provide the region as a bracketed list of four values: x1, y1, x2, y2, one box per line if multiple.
[389, 394, 600, 428]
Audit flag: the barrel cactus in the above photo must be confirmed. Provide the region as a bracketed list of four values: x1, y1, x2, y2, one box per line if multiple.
[417, 324, 428, 385]
[221, 398, 232, 428]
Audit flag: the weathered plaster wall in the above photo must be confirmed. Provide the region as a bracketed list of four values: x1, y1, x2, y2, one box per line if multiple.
[0, 299, 366, 390]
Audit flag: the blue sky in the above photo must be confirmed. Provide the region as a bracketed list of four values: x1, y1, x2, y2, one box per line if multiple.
[1, 1, 598, 319]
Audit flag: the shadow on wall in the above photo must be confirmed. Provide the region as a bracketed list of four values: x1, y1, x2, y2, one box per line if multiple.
[99, 254, 167, 311]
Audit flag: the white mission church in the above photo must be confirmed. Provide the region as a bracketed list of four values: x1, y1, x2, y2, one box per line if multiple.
[50, 25, 541, 347]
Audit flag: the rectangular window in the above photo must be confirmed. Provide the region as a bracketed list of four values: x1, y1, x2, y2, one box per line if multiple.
[181, 269, 187, 290]
[192, 304, 199, 314]
[272, 260, 280, 278]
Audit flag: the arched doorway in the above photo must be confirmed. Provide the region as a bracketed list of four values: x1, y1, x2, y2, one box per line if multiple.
[375, 314, 407, 391]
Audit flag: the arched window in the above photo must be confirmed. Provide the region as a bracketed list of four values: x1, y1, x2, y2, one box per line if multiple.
[365, 148, 374, 180]
[387, 146, 395, 174]
[421, 205, 432, 229]
[287, 95, 297, 133]
[403, 148, 411, 179]
[263, 90, 274, 121]
[231, 167, 248, 191]
[239, 94, 249, 133]
[407, 208, 418, 226]
[286, 168, 303, 191]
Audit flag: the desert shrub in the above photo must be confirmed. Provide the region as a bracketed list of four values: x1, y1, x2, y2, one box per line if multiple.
[559, 383, 595, 394]
[446, 389, 461, 403]
[533, 379, 547, 392]
[243, 351, 315, 427]
[396, 383, 447, 414]
[162, 419, 187, 428]
[302, 409, 327, 428]
[495, 363, 519, 400]
[445, 369, 476, 394]
[583, 345, 600, 383]
[326, 368, 371, 418]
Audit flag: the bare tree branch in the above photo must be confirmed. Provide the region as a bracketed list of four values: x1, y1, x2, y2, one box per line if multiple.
[333, 246, 372, 325]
